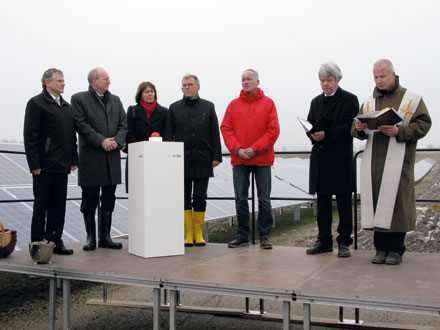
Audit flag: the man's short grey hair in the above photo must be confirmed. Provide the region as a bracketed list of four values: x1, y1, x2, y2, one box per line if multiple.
[318, 62, 342, 81]
[244, 69, 259, 80]
[182, 74, 200, 86]
[374, 59, 395, 73]
[41, 68, 63, 89]
[87, 68, 101, 84]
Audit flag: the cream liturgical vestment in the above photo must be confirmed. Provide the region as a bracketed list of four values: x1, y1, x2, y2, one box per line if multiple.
[360, 91, 420, 229]
[351, 85, 431, 233]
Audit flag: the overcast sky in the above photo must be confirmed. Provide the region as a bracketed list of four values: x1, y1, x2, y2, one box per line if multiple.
[1, 0, 438, 151]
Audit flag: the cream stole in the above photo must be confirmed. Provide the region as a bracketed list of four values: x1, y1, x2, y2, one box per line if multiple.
[360, 90, 421, 229]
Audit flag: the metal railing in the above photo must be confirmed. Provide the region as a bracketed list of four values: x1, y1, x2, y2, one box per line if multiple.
[1, 147, 439, 322]
[1, 148, 439, 247]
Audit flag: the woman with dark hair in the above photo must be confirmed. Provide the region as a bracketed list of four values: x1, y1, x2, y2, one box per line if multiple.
[126, 82, 168, 144]
[125, 82, 168, 192]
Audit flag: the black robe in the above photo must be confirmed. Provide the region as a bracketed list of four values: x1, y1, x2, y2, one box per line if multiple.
[307, 87, 359, 195]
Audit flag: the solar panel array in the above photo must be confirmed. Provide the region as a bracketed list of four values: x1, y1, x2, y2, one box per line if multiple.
[1, 143, 434, 252]
[0, 143, 317, 251]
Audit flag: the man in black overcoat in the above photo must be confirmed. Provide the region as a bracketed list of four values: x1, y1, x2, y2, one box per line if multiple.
[71, 68, 127, 251]
[24, 68, 78, 255]
[306, 62, 359, 257]
[164, 74, 222, 247]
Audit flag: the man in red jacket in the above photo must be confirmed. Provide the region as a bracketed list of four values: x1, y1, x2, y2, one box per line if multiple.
[220, 69, 280, 249]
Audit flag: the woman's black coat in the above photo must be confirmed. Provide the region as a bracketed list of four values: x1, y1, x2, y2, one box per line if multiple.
[307, 87, 359, 195]
[126, 103, 168, 143]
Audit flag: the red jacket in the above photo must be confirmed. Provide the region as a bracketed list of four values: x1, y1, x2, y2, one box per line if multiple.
[221, 88, 280, 166]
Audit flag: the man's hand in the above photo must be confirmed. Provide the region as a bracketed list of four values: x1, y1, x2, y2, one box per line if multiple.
[71, 165, 78, 172]
[354, 119, 368, 132]
[311, 131, 325, 142]
[237, 148, 252, 160]
[212, 160, 221, 167]
[32, 168, 42, 175]
[101, 137, 118, 152]
[243, 148, 256, 158]
[379, 125, 399, 137]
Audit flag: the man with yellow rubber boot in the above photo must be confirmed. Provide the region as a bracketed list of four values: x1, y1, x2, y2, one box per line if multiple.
[165, 74, 222, 246]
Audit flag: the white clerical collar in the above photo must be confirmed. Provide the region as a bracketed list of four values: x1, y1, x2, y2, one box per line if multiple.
[324, 91, 336, 97]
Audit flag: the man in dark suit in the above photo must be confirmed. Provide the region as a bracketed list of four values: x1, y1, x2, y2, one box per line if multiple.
[24, 68, 78, 255]
[306, 62, 359, 258]
[71, 68, 127, 251]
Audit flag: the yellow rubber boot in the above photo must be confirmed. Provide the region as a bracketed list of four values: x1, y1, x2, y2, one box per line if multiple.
[184, 210, 194, 247]
[193, 211, 206, 246]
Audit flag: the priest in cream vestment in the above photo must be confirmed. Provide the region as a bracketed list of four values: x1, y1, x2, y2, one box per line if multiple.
[352, 59, 431, 265]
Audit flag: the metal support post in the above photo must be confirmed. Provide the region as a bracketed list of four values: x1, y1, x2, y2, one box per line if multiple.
[259, 298, 264, 314]
[63, 279, 71, 330]
[102, 283, 107, 302]
[355, 308, 360, 323]
[49, 278, 56, 330]
[169, 290, 178, 330]
[303, 303, 311, 330]
[339, 306, 344, 322]
[153, 288, 161, 330]
[294, 204, 301, 221]
[283, 301, 291, 330]
[245, 297, 250, 313]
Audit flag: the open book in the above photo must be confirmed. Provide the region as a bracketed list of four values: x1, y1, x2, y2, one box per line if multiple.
[297, 117, 313, 132]
[356, 107, 403, 130]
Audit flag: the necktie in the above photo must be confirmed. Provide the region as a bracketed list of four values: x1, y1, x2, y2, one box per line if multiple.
[55, 98, 61, 106]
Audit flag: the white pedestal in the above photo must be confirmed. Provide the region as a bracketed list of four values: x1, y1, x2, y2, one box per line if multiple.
[128, 141, 184, 258]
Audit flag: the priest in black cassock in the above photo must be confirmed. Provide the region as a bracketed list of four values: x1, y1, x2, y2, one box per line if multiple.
[305, 62, 359, 258]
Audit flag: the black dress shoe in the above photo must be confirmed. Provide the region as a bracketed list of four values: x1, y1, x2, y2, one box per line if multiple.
[306, 241, 333, 255]
[53, 245, 74, 255]
[337, 244, 351, 258]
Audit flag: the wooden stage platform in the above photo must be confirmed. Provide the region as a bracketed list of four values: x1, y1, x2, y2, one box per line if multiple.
[1, 240, 439, 330]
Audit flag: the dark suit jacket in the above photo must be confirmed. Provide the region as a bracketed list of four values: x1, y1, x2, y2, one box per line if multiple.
[307, 87, 359, 194]
[23, 89, 78, 174]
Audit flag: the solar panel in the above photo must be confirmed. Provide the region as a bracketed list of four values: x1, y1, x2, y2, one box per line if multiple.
[1, 143, 434, 252]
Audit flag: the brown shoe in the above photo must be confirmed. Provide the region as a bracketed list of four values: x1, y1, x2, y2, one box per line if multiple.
[371, 250, 387, 264]
[228, 237, 249, 248]
[385, 252, 402, 265]
[260, 237, 273, 249]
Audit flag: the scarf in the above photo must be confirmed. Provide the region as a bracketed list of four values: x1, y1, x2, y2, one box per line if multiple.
[140, 99, 156, 119]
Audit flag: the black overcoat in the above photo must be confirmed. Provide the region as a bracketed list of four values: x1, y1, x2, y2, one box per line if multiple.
[126, 103, 168, 143]
[164, 96, 222, 179]
[307, 87, 359, 194]
[71, 87, 127, 187]
[23, 89, 78, 174]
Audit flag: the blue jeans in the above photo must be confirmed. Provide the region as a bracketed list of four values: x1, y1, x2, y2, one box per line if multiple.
[233, 165, 273, 239]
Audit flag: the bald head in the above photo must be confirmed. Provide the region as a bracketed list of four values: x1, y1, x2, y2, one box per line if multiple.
[88, 68, 111, 94]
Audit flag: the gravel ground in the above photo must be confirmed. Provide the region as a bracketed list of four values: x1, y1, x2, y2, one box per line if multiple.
[1, 156, 439, 330]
